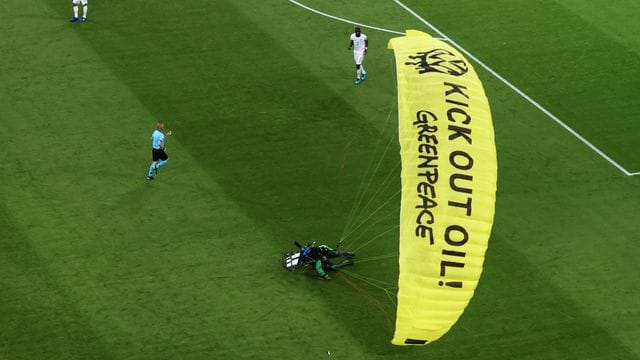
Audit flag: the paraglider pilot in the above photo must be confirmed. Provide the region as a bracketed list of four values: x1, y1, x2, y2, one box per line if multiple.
[294, 242, 355, 279]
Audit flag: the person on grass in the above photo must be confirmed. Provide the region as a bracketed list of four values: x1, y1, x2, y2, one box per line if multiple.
[300, 243, 355, 280]
[70, 0, 88, 22]
[147, 122, 172, 180]
[348, 27, 368, 85]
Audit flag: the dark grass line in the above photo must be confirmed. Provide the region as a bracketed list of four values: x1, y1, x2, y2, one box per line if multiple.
[0, 204, 116, 359]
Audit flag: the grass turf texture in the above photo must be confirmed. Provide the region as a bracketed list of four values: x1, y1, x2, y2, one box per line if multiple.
[1, 0, 639, 359]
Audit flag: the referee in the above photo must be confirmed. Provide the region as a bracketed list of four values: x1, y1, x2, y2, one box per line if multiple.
[147, 122, 171, 180]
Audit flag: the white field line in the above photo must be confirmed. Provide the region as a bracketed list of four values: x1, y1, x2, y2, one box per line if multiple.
[392, 0, 637, 176]
[287, 0, 637, 176]
[286, 1, 447, 43]
[288, 0, 443, 40]
[288, 0, 406, 35]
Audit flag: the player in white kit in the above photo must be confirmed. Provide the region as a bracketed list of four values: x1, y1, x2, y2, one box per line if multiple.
[348, 27, 368, 85]
[70, 0, 88, 22]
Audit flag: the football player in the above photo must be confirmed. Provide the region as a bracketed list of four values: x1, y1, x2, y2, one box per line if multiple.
[70, 0, 88, 22]
[348, 27, 368, 85]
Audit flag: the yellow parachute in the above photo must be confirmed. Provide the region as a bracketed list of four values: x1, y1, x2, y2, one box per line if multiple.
[387, 30, 497, 345]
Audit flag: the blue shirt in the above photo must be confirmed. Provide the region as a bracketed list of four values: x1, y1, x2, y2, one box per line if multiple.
[152, 130, 165, 150]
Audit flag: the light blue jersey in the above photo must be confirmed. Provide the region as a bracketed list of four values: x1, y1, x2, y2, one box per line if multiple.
[152, 130, 165, 150]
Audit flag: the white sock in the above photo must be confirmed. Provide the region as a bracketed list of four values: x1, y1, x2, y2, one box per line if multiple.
[73, 5, 78, 17]
[82, 4, 87, 18]
[357, 68, 362, 79]
[361, 66, 366, 74]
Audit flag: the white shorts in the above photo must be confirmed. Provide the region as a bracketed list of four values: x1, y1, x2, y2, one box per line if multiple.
[73, 0, 88, 5]
[354, 50, 365, 65]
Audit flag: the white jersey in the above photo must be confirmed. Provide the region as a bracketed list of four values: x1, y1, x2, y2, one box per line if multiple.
[350, 33, 368, 52]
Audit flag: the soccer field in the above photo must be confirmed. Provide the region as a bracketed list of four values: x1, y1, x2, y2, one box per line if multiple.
[1, 0, 640, 359]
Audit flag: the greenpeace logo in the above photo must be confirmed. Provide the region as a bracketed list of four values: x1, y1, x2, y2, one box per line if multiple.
[405, 49, 468, 76]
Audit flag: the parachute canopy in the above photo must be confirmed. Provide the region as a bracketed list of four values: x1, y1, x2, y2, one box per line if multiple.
[387, 30, 497, 345]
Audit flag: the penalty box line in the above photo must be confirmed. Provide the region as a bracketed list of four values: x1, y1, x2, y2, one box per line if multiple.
[392, 0, 638, 177]
[288, 0, 405, 35]
[286, 0, 638, 176]
[287, 0, 448, 40]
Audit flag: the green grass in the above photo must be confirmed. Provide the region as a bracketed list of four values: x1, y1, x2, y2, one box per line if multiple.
[1, 0, 639, 359]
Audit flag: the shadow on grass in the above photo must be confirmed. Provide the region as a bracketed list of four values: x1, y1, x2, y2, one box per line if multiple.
[0, 204, 115, 359]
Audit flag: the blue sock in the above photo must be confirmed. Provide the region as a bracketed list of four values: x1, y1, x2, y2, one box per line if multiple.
[148, 163, 155, 177]
[157, 159, 169, 168]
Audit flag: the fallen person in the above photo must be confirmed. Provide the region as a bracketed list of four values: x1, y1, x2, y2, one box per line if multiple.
[283, 241, 355, 279]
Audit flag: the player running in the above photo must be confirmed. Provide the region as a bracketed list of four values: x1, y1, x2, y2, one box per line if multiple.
[70, 0, 88, 22]
[348, 27, 368, 85]
[147, 123, 172, 180]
